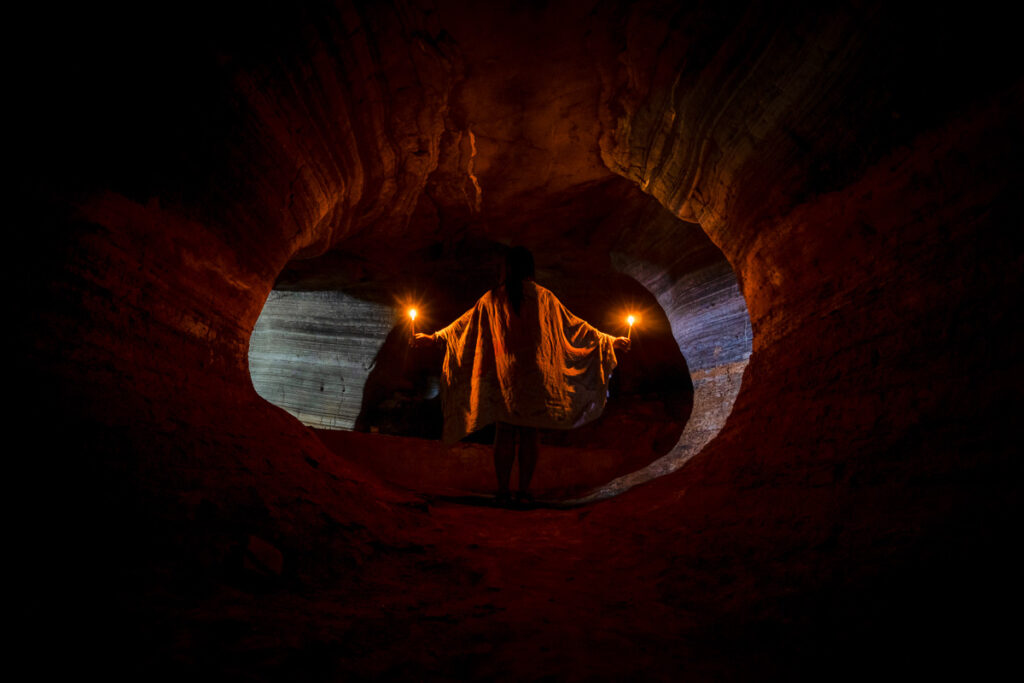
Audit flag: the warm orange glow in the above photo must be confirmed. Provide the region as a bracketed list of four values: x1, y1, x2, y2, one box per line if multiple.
[408, 308, 418, 321]
[625, 313, 638, 340]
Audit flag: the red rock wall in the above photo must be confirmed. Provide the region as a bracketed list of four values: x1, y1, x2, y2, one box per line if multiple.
[14, 1, 1022, 679]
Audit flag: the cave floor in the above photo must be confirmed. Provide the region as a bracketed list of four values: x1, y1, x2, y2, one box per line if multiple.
[133, 498, 718, 682]
[43, 392, 1016, 682]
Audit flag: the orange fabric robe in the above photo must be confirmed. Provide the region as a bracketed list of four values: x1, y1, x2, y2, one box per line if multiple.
[434, 281, 618, 444]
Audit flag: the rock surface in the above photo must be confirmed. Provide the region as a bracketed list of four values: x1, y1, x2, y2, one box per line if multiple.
[14, 1, 1022, 680]
[249, 290, 398, 430]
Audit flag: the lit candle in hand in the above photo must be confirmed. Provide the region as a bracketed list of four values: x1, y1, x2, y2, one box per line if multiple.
[408, 308, 417, 335]
[627, 314, 635, 340]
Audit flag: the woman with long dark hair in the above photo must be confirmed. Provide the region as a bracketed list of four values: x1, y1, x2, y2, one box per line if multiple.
[413, 247, 630, 505]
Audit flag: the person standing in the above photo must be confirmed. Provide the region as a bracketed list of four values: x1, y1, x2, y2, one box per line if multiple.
[413, 247, 630, 505]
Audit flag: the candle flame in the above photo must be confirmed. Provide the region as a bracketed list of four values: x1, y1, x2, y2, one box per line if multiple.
[408, 308, 418, 321]
[627, 315, 635, 326]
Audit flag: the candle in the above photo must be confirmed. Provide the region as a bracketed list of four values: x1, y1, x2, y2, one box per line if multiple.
[408, 308, 417, 335]
[627, 314, 635, 340]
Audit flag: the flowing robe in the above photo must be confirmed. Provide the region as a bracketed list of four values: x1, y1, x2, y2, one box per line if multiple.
[434, 281, 618, 444]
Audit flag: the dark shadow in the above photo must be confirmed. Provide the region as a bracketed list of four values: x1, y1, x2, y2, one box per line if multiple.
[427, 493, 582, 511]
[354, 324, 445, 439]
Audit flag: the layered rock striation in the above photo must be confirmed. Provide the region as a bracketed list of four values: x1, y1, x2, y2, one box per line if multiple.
[15, 0, 1021, 679]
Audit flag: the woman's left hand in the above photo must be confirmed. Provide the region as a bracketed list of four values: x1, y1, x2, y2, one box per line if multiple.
[612, 336, 631, 352]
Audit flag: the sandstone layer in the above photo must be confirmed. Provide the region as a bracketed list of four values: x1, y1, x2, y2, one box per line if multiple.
[15, 1, 1021, 679]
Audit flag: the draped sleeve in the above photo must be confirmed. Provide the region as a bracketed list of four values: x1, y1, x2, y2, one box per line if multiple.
[434, 304, 475, 350]
[554, 297, 619, 371]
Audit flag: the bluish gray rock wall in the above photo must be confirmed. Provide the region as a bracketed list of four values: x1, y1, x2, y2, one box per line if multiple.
[249, 290, 397, 429]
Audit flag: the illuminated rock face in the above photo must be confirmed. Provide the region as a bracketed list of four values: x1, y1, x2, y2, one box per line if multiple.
[249, 290, 397, 430]
[16, 1, 1021, 679]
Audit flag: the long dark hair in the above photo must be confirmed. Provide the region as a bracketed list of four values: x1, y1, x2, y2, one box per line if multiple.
[504, 246, 535, 315]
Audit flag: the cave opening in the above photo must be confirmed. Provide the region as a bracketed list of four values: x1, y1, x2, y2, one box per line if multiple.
[248, 210, 751, 501]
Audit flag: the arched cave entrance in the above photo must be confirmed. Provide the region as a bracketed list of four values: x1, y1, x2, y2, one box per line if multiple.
[248, 188, 751, 501]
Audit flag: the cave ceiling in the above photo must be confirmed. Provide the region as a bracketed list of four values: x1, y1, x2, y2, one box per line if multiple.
[274, 0, 721, 292]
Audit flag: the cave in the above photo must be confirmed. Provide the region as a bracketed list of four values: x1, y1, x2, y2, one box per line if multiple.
[15, 1, 1021, 680]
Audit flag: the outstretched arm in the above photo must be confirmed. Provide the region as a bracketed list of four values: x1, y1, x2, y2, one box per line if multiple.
[410, 331, 444, 348]
[558, 299, 631, 353]
[409, 304, 475, 349]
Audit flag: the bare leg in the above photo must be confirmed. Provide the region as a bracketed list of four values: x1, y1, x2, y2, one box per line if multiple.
[517, 426, 539, 497]
[493, 422, 516, 500]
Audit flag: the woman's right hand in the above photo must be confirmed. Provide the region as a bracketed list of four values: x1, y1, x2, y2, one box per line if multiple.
[410, 332, 439, 348]
[612, 336, 631, 352]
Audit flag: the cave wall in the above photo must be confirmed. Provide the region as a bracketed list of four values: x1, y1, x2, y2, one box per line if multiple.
[249, 290, 397, 429]
[583, 2, 1022, 672]
[597, 197, 753, 498]
[15, 0, 1022, 678]
[16, 1, 464, 669]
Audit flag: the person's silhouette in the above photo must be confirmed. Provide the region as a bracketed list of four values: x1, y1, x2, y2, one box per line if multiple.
[412, 247, 630, 505]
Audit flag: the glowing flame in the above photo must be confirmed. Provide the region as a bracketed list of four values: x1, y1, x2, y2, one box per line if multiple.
[408, 308, 418, 321]
[627, 315, 635, 326]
